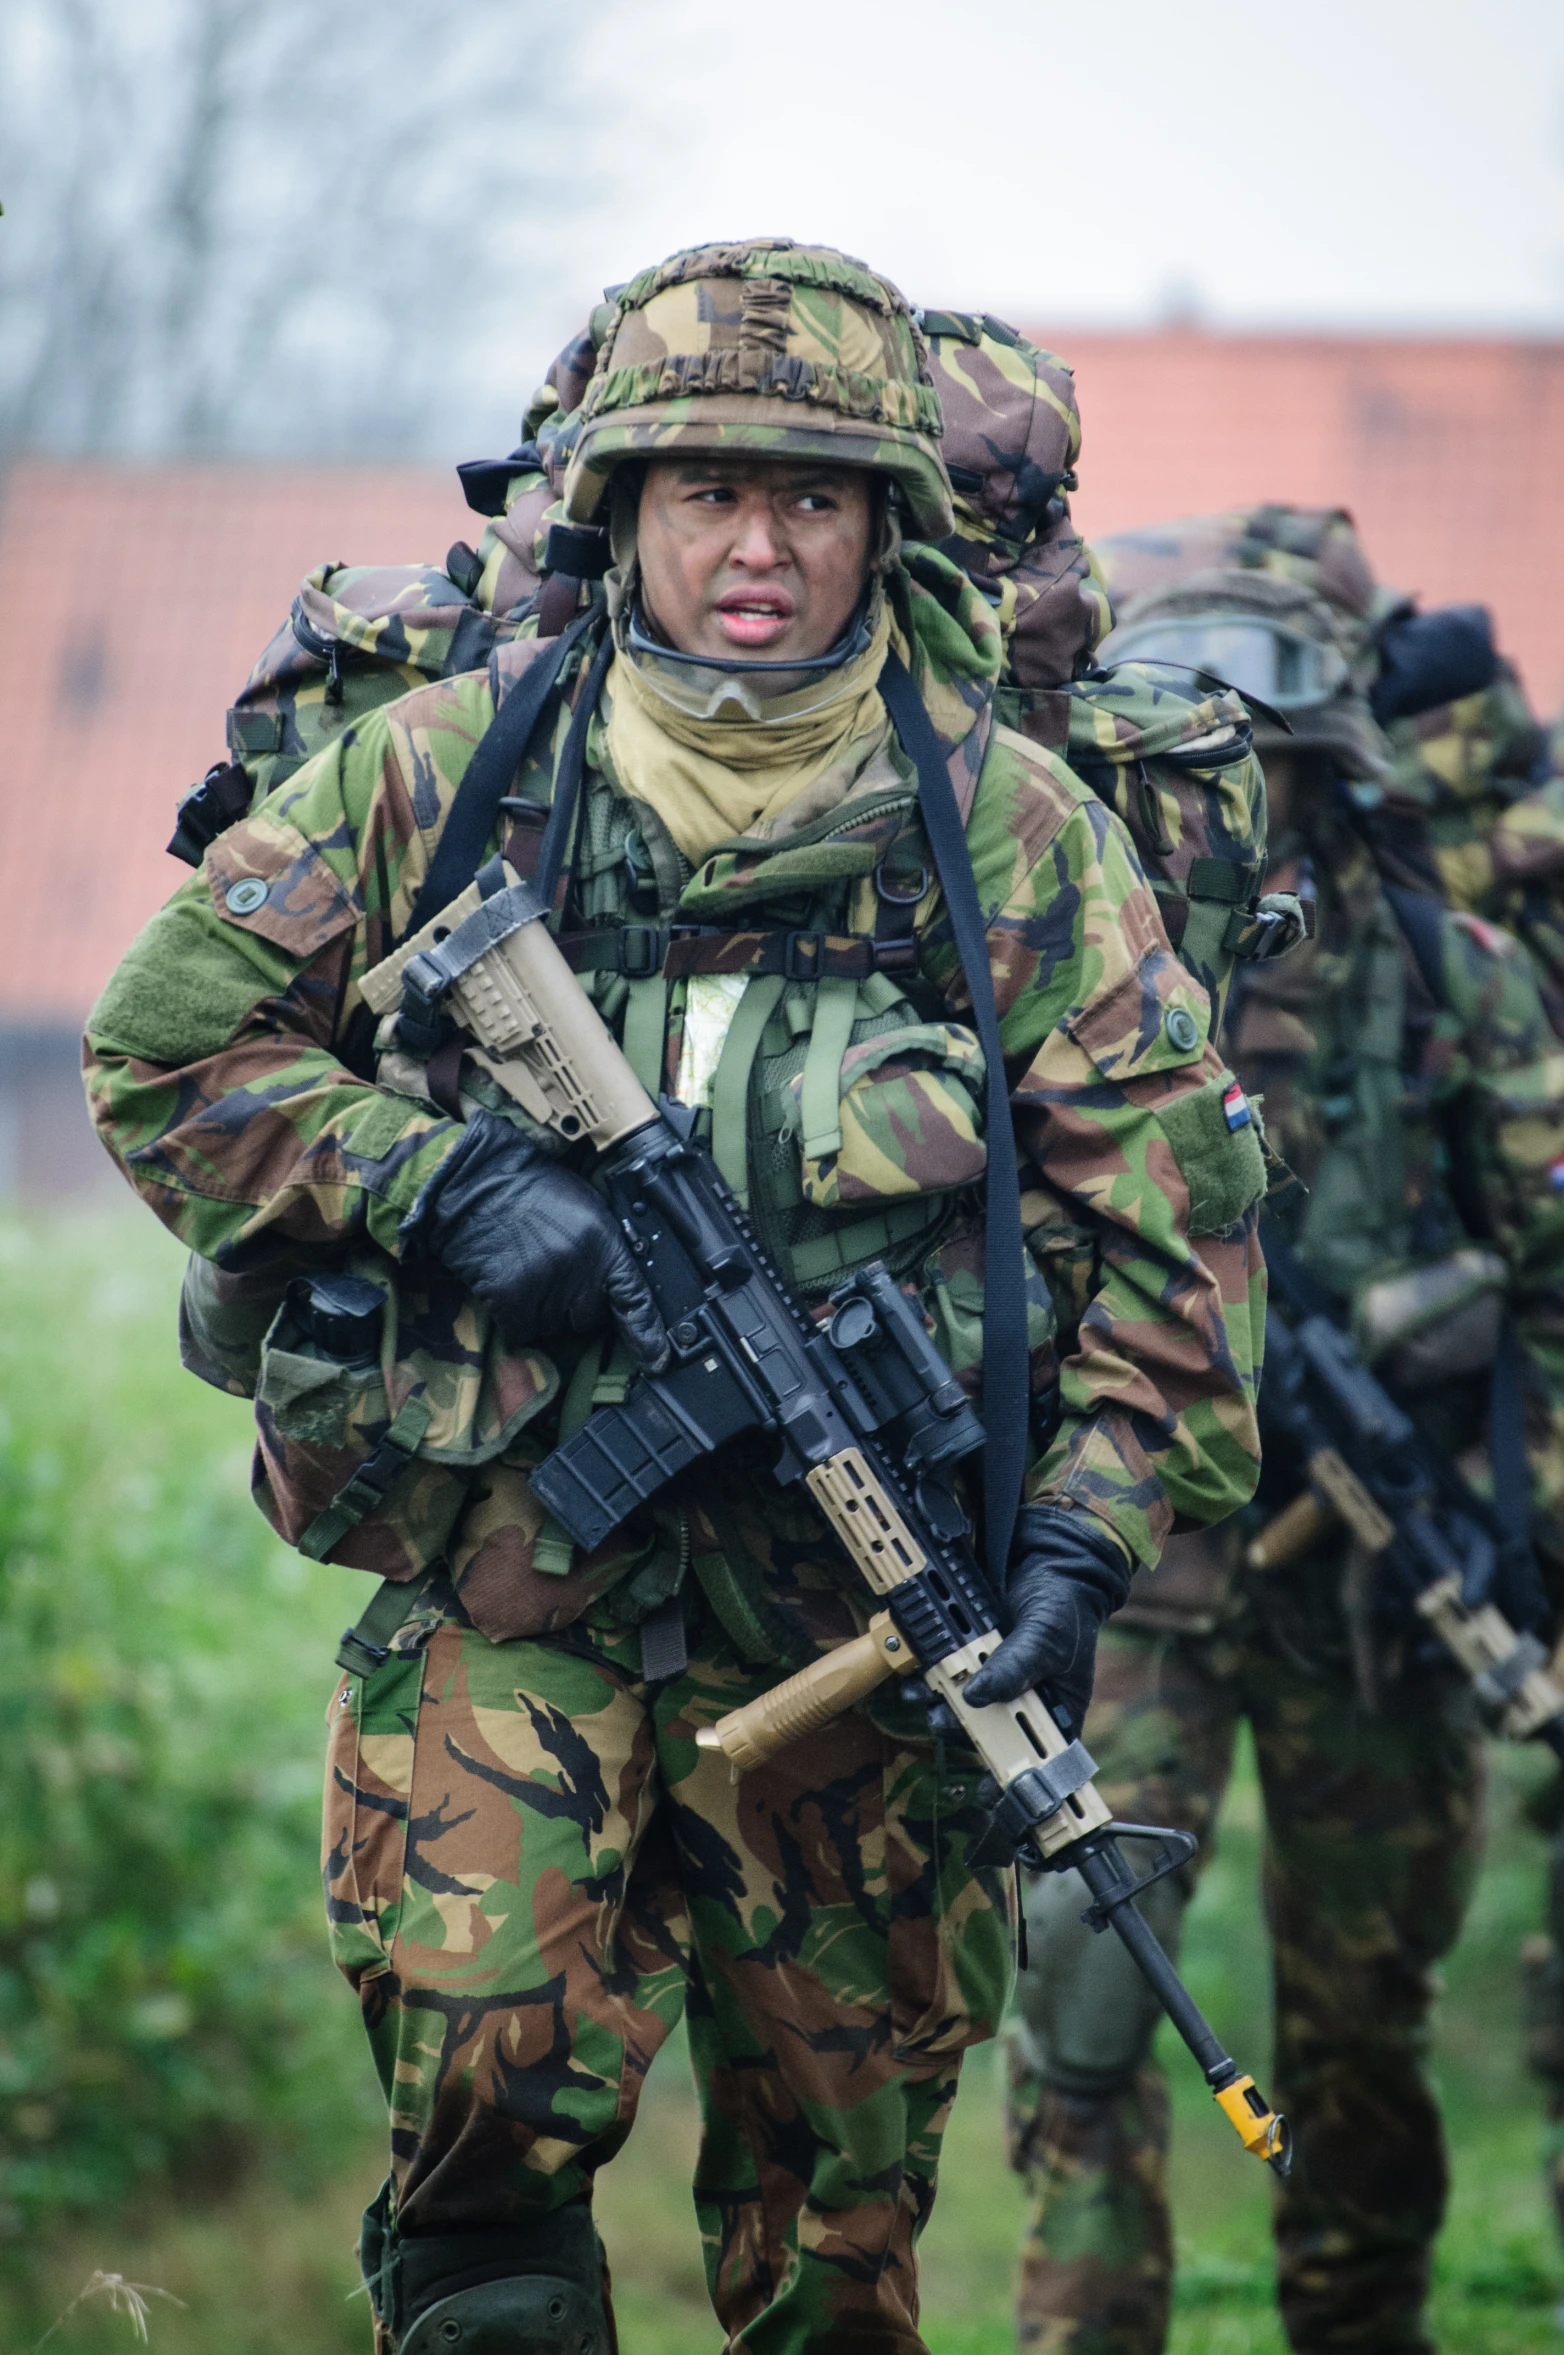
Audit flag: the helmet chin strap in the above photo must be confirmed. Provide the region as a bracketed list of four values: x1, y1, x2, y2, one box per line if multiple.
[625, 592, 875, 679]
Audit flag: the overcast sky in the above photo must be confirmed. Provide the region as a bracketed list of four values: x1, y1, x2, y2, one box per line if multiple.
[539, 0, 1564, 363]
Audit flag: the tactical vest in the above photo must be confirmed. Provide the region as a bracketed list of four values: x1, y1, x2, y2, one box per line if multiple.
[470, 726, 1044, 1357]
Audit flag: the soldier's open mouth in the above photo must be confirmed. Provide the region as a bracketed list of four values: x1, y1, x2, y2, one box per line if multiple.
[715, 595, 793, 648]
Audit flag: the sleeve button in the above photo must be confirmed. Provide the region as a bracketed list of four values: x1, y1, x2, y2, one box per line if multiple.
[1165, 1007, 1200, 1052]
[225, 877, 270, 914]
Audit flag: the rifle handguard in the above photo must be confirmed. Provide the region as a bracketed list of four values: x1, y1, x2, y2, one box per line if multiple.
[696, 1614, 916, 1772]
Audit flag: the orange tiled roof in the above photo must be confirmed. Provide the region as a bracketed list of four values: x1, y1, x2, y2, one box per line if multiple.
[0, 459, 461, 1023]
[1049, 329, 1564, 707]
[3, 332, 1562, 1023]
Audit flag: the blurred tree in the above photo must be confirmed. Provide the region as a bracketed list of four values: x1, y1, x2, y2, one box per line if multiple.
[0, 0, 586, 460]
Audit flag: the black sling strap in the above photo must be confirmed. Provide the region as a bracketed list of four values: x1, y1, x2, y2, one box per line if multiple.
[879, 652, 1026, 1594]
[535, 626, 616, 911]
[403, 603, 602, 939]
[1381, 882, 1446, 1005]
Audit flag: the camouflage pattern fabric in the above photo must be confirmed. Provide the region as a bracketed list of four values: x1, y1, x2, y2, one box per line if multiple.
[1009, 1595, 1485, 2355]
[562, 240, 955, 539]
[922, 311, 1109, 688]
[326, 1567, 1012, 2352]
[86, 242, 1269, 2342]
[1091, 505, 1380, 645]
[226, 563, 504, 806]
[1008, 519, 1564, 2350]
[1386, 664, 1564, 1017]
[84, 538, 1266, 1610]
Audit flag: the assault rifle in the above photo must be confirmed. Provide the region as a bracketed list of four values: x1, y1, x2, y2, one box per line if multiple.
[361, 864, 1290, 2175]
[1250, 1237, 1564, 1755]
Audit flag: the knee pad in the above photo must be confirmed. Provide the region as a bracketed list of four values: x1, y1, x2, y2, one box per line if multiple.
[1015, 1862, 1183, 2097]
[399, 2274, 607, 2355]
[364, 2195, 609, 2355]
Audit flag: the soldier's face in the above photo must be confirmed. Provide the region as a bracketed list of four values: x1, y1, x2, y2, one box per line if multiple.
[636, 459, 874, 674]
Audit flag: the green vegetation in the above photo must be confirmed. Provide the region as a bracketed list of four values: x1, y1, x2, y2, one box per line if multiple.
[1, 1210, 1561, 2351]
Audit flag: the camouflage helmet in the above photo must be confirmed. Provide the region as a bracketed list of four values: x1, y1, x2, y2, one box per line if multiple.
[560, 238, 955, 540]
[1100, 563, 1392, 784]
[1094, 504, 1379, 649]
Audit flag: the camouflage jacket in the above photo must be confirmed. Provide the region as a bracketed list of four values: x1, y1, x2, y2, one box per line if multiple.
[85, 553, 1266, 1649]
[1387, 666, 1564, 1023]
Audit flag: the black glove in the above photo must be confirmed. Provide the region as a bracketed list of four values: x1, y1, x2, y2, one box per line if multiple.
[403, 1109, 667, 1368]
[964, 1504, 1133, 1728]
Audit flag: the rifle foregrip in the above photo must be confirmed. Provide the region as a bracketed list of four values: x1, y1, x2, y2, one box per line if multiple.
[1246, 1489, 1336, 1571]
[695, 1615, 915, 1771]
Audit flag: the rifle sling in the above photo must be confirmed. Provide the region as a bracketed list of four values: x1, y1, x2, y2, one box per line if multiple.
[403, 602, 602, 938]
[879, 652, 1026, 1592]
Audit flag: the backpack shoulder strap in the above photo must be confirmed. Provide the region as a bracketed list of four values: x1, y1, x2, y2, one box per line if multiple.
[403, 606, 602, 938]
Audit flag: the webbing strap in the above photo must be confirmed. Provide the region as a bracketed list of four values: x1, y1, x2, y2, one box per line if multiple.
[335, 1570, 433, 1679]
[403, 607, 598, 938]
[710, 974, 786, 1202]
[562, 927, 883, 983]
[799, 975, 860, 1160]
[620, 974, 669, 1094]
[300, 1391, 433, 1564]
[879, 653, 1025, 1591]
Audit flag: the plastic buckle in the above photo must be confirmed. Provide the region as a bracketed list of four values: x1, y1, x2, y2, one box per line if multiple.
[784, 931, 825, 980]
[617, 925, 664, 979]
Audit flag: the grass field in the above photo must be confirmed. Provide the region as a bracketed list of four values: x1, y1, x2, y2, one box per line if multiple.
[3, 1209, 1562, 2353]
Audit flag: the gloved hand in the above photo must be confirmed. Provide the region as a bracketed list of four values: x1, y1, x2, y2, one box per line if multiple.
[964, 1504, 1133, 1729]
[404, 1109, 667, 1368]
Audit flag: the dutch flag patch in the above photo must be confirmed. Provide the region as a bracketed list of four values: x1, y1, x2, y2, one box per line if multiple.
[1549, 1154, 1564, 1192]
[1223, 1082, 1252, 1132]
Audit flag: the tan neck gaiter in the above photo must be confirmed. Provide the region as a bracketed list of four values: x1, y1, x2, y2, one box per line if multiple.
[603, 602, 894, 864]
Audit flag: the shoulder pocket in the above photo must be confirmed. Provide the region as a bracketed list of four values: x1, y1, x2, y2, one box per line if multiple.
[1064, 945, 1212, 1083]
[207, 810, 358, 959]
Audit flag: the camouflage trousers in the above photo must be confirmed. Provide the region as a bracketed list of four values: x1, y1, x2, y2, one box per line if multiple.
[1008, 1602, 1485, 2355]
[323, 1598, 1014, 2354]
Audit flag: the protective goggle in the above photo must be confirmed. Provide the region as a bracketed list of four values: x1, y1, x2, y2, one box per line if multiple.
[1103, 616, 1349, 713]
[621, 594, 878, 724]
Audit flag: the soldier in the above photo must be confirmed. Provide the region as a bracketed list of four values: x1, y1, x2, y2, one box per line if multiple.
[82, 242, 1269, 2355]
[1008, 506, 1564, 2355]
[1383, 641, 1564, 1022]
